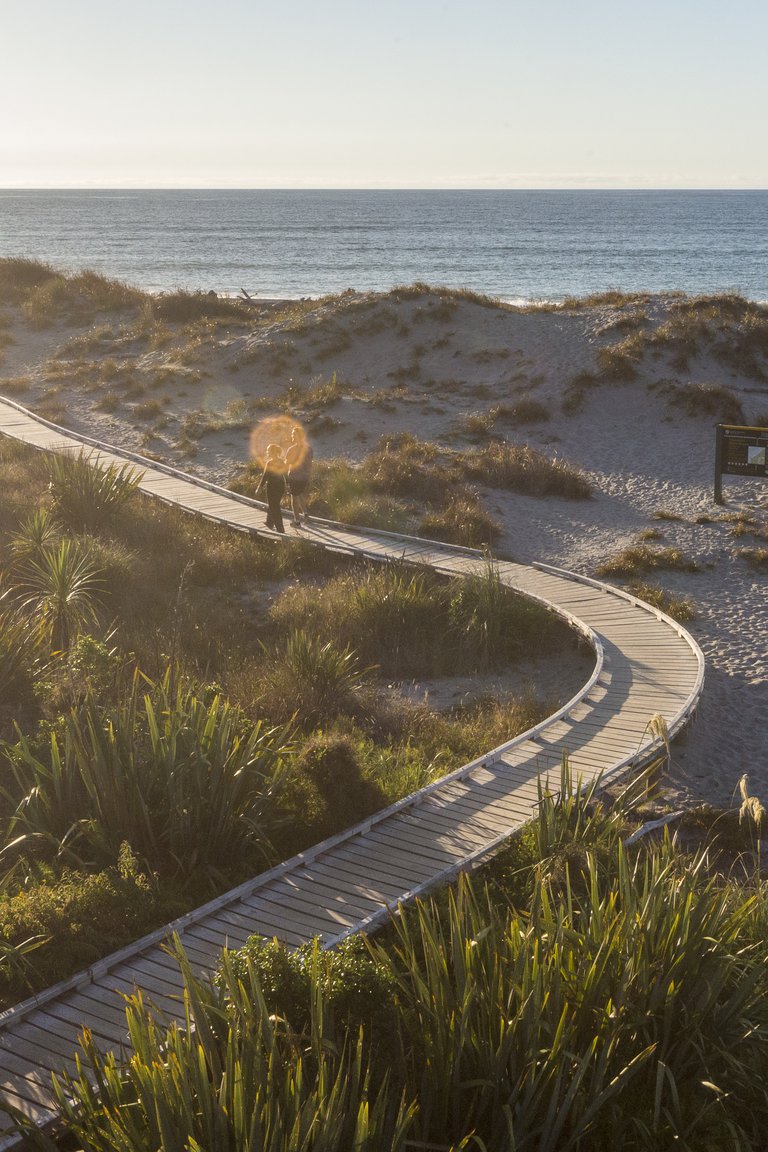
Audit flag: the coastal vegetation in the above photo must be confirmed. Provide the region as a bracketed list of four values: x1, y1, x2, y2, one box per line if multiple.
[596, 543, 699, 578]
[0, 440, 569, 1008]
[20, 770, 768, 1152]
[232, 433, 592, 547]
[3, 257, 768, 1150]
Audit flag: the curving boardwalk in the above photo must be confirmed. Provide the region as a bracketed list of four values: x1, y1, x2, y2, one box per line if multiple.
[0, 399, 705, 1146]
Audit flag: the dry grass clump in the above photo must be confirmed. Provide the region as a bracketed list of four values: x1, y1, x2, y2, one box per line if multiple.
[0, 256, 60, 303]
[624, 580, 697, 622]
[738, 546, 768, 570]
[652, 508, 684, 521]
[562, 372, 598, 413]
[642, 296, 768, 380]
[561, 289, 654, 309]
[0, 375, 31, 395]
[658, 380, 745, 423]
[594, 342, 640, 381]
[722, 512, 768, 541]
[418, 494, 500, 547]
[498, 397, 551, 424]
[596, 544, 698, 577]
[22, 269, 144, 328]
[461, 441, 592, 499]
[601, 310, 648, 335]
[147, 290, 247, 324]
[361, 433, 448, 503]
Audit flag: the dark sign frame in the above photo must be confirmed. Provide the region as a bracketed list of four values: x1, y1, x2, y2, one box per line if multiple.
[714, 424, 768, 504]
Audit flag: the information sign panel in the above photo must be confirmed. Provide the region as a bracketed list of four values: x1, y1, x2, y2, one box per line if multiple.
[714, 424, 768, 504]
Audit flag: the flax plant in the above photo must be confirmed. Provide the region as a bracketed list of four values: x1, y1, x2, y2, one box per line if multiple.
[1, 671, 292, 878]
[35, 947, 416, 1152]
[47, 449, 142, 532]
[15, 537, 105, 651]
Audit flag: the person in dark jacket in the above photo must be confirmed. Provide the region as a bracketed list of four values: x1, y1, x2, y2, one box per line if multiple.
[285, 425, 313, 525]
[258, 443, 287, 533]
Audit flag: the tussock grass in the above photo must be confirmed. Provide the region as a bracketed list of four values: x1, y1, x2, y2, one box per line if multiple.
[234, 432, 589, 546]
[148, 290, 246, 323]
[23, 270, 143, 328]
[738, 546, 768, 569]
[659, 379, 745, 422]
[625, 580, 697, 622]
[596, 543, 699, 577]
[460, 440, 592, 498]
[0, 257, 59, 303]
[418, 493, 499, 547]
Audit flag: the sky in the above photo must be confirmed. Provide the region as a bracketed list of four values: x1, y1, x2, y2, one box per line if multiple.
[2, 0, 767, 189]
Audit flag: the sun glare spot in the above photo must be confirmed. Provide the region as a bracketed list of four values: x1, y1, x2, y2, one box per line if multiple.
[249, 415, 308, 472]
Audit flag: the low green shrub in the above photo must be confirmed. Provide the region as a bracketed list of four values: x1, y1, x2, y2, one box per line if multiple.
[0, 848, 179, 1009]
[278, 734, 386, 845]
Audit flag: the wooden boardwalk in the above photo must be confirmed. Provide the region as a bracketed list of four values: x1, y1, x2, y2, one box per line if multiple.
[0, 399, 705, 1146]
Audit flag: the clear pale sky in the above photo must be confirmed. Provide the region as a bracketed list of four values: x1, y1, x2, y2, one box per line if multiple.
[2, 0, 766, 188]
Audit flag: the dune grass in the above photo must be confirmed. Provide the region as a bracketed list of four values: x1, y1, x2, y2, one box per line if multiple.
[596, 543, 699, 578]
[624, 580, 697, 622]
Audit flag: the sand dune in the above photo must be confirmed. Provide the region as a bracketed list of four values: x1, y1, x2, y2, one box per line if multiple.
[2, 286, 767, 805]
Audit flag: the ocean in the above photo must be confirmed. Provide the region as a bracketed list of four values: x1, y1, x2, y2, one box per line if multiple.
[0, 188, 766, 303]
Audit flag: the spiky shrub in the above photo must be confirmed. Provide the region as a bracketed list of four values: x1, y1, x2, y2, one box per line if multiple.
[40, 945, 414, 1152]
[47, 449, 143, 532]
[14, 537, 105, 650]
[259, 630, 371, 728]
[0, 600, 40, 705]
[1, 672, 291, 878]
[38, 839, 768, 1152]
[8, 507, 61, 561]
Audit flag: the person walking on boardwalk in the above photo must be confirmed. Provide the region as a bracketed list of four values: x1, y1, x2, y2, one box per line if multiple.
[257, 443, 287, 533]
[285, 424, 313, 526]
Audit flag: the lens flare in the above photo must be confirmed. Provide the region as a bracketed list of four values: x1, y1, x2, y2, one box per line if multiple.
[249, 415, 307, 473]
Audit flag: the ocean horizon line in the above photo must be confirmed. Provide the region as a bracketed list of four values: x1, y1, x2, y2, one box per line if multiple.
[3, 185, 768, 194]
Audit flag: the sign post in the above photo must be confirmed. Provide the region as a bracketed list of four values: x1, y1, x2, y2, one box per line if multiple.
[714, 424, 768, 505]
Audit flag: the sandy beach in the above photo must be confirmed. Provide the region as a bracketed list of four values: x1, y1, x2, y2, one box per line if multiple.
[1, 286, 767, 808]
